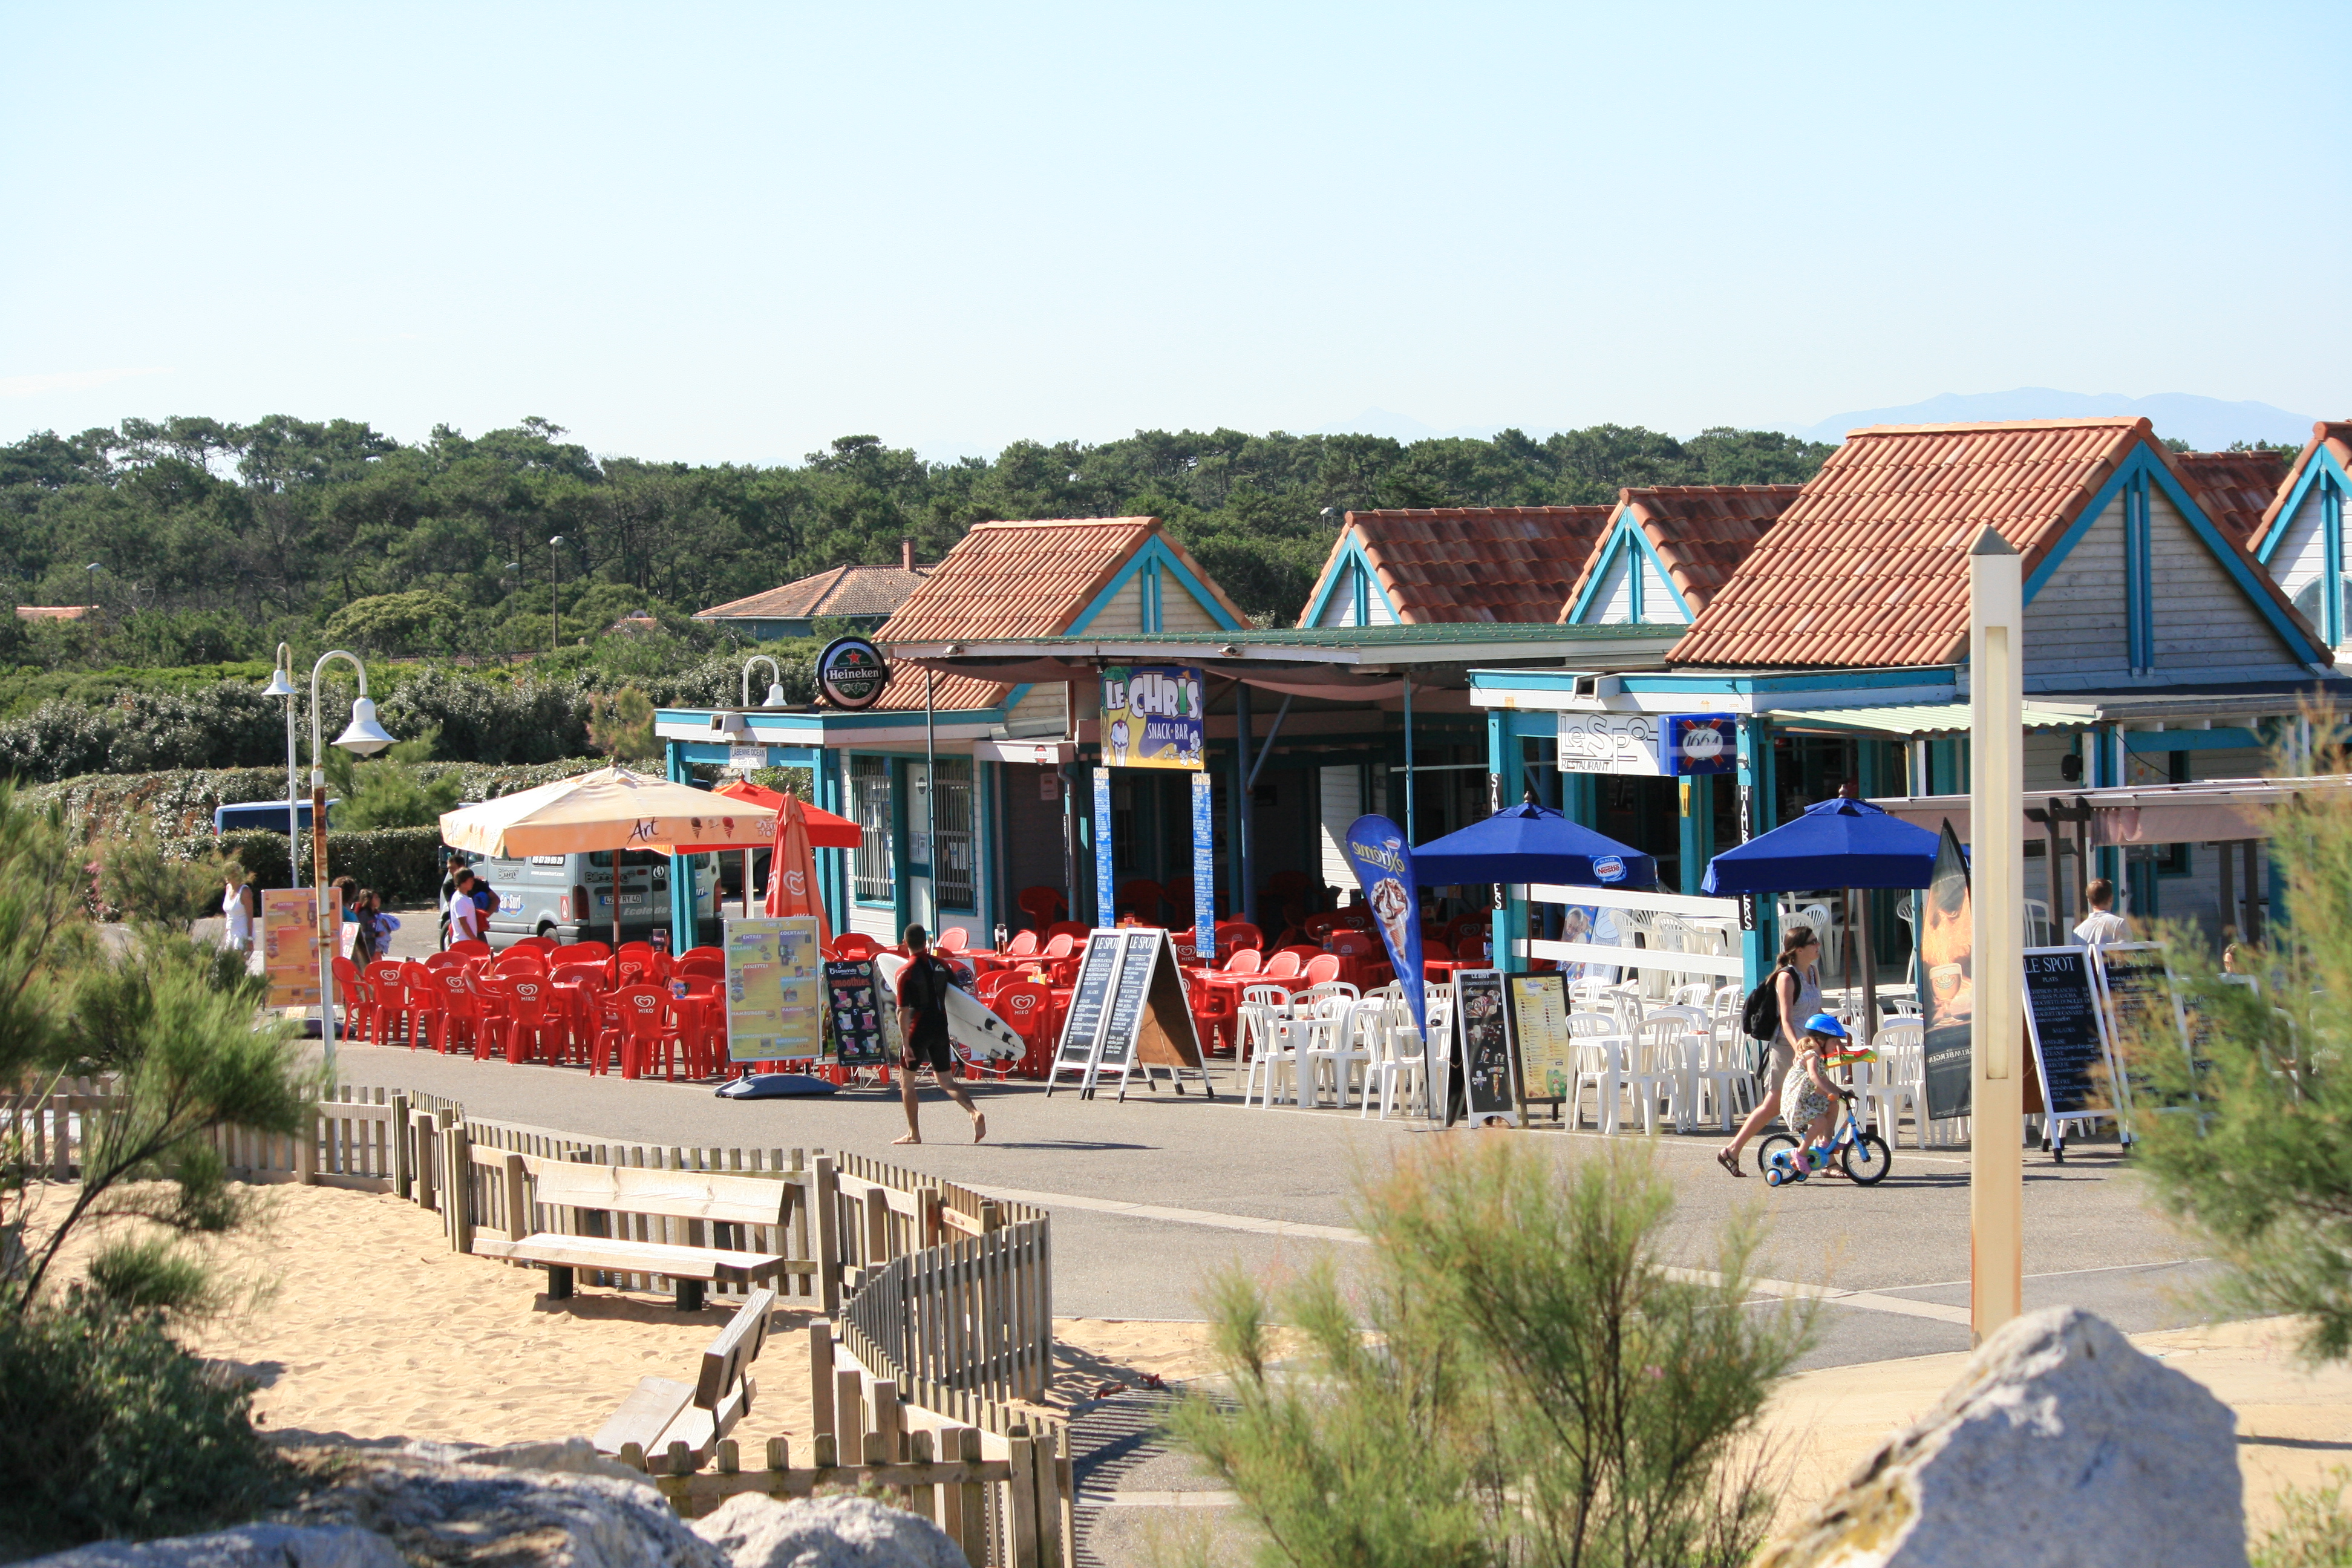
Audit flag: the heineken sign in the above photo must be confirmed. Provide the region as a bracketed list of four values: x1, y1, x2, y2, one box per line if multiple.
[817, 636, 889, 710]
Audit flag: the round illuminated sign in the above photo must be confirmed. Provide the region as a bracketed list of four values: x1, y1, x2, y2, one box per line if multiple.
[817, 636, 890, 710]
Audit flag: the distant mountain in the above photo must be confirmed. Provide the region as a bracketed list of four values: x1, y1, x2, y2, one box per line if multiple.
[1791, 389, 2321, 451]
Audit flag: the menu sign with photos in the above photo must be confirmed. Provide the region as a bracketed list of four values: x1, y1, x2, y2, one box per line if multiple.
[1453, 968, 1520, 1127]
[262, 887, 338, 1009]
[825, 956, 898, 1067]
[724, 915, 823, 1062]
[1506, 972, 1573, 1111]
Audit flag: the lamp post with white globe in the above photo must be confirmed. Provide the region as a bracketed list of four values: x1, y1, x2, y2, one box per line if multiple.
[310, 650, 395, 1072]
[260, 646, 301, 883]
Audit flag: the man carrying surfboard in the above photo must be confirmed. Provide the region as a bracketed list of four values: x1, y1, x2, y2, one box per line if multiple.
[894, 924, 987, 1145]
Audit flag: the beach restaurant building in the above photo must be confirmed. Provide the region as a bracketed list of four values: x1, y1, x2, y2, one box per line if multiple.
[655, 512, 1678, 946]
[1469, 417, 2351, 987]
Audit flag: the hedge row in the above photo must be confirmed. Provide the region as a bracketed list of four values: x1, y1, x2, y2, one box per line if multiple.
[28, 759, 603, 840]
[195, 827, 448, 905]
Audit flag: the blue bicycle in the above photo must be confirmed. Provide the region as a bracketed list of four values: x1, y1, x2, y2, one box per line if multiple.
[1757, 1095, 1892, 1186]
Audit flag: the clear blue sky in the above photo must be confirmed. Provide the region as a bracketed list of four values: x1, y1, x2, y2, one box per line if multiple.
[2, 1, 2344, 466]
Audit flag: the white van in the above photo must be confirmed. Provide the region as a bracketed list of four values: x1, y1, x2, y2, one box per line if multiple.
[441, 847, 719, 949]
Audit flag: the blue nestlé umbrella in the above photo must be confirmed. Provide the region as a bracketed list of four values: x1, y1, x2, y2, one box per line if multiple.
[1412, 803, 1657, 890]
[1700, 795, 1938, 895]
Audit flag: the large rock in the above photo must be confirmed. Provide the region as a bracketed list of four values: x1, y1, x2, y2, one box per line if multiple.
[276, 1450, 727, 1568]
[691, 1494, 968, 1568]
[1756, 1306, 2244, 1568]
[21, 1526, 404, 1568]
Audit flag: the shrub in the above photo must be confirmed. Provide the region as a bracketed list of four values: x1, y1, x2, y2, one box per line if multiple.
[197, 827, 444, 903]
[2253, 1467, 2352, 1567]
[0, 1290, 284, 1552]
[91, 823, 241, 930]
[1166, 1140, 1811, 1568]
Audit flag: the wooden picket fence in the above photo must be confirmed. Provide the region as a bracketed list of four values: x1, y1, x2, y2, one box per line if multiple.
[8, 1079, 1068, 1564]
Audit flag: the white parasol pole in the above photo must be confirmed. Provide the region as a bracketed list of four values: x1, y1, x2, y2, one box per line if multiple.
[1969, 526, 2025, 1343]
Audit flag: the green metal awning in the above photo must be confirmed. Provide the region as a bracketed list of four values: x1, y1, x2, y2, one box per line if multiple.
[1762, 701, 2095, 738]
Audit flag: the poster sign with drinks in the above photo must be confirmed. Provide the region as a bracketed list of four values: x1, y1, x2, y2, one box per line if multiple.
[724, 915, 824, 1062]
[825, 956, 895, 1067]
[261, 887, 338, 1009]
[1099, 664, 1205, 770]
[1920, 822, 1974, 1122]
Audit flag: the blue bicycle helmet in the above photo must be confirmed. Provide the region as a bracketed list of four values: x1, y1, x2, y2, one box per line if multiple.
[1802, 1012, 1849, 1039]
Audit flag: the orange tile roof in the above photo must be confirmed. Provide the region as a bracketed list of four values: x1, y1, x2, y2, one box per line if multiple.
[1307, 507, 1613, 626]
[2250, 422, 2352, 555]
[2174, 451, 2290, 544]
[1669, 418, 2311, 670]
[698, 563, 934, 623]
[13, 605, 94, 622]
[873, 517, 1246, 711]
[1560, 485, 1800, 622]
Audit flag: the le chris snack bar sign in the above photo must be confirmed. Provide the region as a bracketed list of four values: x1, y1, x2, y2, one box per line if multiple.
[1099, 664, 1204, 771]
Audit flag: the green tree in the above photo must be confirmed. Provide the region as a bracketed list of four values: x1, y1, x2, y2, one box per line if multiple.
[587, 686, 658, 762]
[1166, 1141, 1812, 1568]
[321, 725, 463, 829]
[2123, 746, 2352, 1361]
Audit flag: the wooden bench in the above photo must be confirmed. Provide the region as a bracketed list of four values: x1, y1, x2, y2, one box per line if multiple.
[473, 1160, 812, 1311]
[593, 1287, 773, 1465]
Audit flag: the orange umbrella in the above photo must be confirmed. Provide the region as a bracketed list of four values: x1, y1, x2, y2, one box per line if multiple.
[716, 779, 861, 848]
[763, 791, 833, 949]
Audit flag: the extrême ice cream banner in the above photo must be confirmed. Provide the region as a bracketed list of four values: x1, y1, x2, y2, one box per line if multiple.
[1343, 814, 1427, 1040]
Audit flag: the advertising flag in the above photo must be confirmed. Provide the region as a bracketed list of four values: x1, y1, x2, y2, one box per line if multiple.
[1342, 814, 1426, 1039]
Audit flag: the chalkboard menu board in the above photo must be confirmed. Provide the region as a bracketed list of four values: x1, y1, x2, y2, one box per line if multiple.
[1046, 929, 1211, 1099]
[1454, 969, 1520, 1126]
[1050, 934, 1122, 1082]
[826, 958, 897, 1068]
[2021, 947, 2109, 1117]
[1102, 937, 1160, 1063]
[2096, 942, 2189, 1112]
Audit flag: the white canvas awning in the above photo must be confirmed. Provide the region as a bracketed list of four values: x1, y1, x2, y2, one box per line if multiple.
[1871, 775, 2352, 846]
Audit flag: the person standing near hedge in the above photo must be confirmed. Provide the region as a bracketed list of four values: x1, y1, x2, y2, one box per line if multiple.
[221, 872, 255, 954]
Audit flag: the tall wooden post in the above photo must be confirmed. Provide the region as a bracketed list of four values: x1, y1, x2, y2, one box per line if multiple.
[1969, 526, 2024, 1342]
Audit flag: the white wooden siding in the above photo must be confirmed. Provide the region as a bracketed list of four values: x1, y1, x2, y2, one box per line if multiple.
[2023, 731, 2080, 790]
[2148, 490, 2308, 679]
[1083, 576, 1145, 635]
[2268, 486, 2330, 603]
[1002, 683, 1067, 736]
[1319, 766, 1361, 889]
[2024, 495, 2130, 688]
[1589, 551, 1635, 624]
[1162, 573, 1227, 632]
[1313, 575, 1357, 626]
[1639, 556, 1682, 622]
[849, 901, 898, 942]
[1365, 580, 1399, 624]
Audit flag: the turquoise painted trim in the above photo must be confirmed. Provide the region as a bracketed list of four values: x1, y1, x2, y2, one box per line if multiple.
[674, 741, 825, 766]
[2126, 476, 2155, 673]
[2325, 477, 2345, 648]
[2121, 727, 2261, 753]
[2023, 445, 2328, 667]
[1468, 665, 1960, 697]
[1302, 532, 1400, 628]
[658, 708, 1007, 736]
[1068, 535, 1247, 635]
[1624, 524, 1696, 625]
[1566, 528, 1630, 622]
[1488, 710, 1526, 970]
[2256, 445, 2352, 564]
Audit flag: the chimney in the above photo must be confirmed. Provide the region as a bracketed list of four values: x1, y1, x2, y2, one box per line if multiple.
[900, 537, 915, 572]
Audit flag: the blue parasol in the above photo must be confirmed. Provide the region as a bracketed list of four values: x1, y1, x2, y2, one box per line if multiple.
[1702, 795, 1938, 895]
[1412, 803, 1657, 890]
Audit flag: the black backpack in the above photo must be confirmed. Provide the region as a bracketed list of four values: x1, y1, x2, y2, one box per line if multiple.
[1741, 970, 1783, 1042]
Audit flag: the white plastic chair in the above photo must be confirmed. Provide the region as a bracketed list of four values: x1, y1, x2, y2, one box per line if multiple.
[1688, 1028, 1750, 1131]
[1633, 1007, 1709, 1131]
[1572, 1033, 1632, 1134]
[1861, 1022, 1927, 1147]
[1239, 984, 1296, 1108]
[1294, 984, 1362, 1108]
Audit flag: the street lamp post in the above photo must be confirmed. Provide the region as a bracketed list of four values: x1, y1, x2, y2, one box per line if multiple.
[548, 536, 566, 653]
[260, 647, 300, 884]
[310, 650, 396, 1074]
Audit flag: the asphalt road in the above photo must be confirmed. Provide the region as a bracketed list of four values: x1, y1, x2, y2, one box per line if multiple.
[322, 1039, 2215, 1372]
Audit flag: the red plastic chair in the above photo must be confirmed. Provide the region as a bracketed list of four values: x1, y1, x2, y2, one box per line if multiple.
[1302, 953, 1342, 986]
[613, 943, 658, 989]
[679, 945, 722, 965]
[1046, 921, 1090, 944]
[1016, 885, 1066, 932]
[936, 927, 970, 954]
[1214, 921, 1264, 959]
[603, 984, 681, 1079]
[446, 938, 491, 960]
[832, 933, 881, 962]
[498, 976, 563, 1064]
[330, 957, 372, 1042]
[973, 969, 1013, 1003]
[426, 968, 489, 1055]
[511, 933, 557, 954]
[991, 981, 1054, 1077]
[1037, 933, 1080, 987]
[365, 961, 418, 1046]
[494, 947, 547, 975]
[1002, 930, 1039, 958]
[550, 942, 609, 967]
[1262, 950, 1304, 982]
[1117, 880, 1164, 923]
[679, 955, 723, 982]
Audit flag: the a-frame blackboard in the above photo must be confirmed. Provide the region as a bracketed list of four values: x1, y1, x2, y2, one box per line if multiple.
[1044, 929, 1214, 1100]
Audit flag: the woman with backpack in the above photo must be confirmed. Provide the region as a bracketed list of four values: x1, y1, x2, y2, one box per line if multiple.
[1715, 923, 1823, 1177]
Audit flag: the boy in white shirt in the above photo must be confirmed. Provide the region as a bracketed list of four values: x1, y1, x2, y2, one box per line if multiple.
[2073, 877, 2131, 948]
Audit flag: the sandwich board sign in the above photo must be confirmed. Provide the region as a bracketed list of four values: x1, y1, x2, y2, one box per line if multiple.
[1044, 929, 1214, 1100]
[2020, 946, 2125, 1159]
[2092, 941, 2193, 1122]
[1451, 968, 1520, 1128]
[1506, 972, 1572, 1123]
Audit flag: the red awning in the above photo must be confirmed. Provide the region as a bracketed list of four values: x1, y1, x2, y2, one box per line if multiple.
[715, 779, 863, 848]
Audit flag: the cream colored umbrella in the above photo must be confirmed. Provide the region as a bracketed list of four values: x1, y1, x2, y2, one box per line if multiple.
[439, 766, 779, 952]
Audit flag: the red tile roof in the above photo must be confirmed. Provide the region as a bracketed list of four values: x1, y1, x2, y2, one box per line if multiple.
[2173, 451, 2290, 544]
[2249, 422, 2352, 555]
[13, 605, 94, 622]
[1560, 485, 1800, 622]
[1668, 418, 2312, 669]
[874, 517, 1246, 711]
[1305, 507, 1613, 626]
[698, 563, 934, 624]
